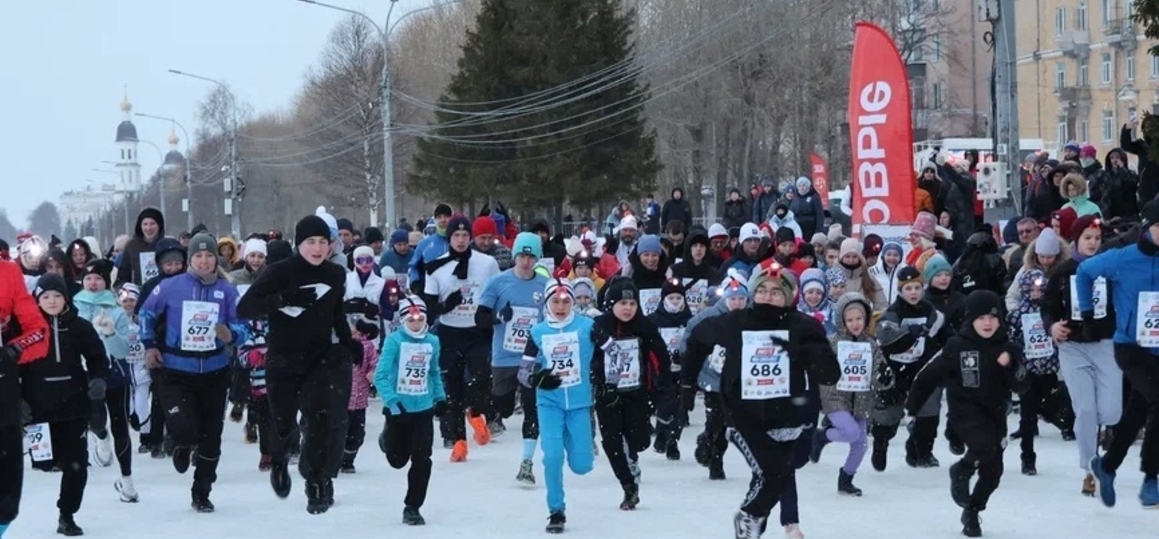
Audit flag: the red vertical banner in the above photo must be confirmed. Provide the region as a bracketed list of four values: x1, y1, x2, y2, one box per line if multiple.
[848, 22, 915, 236]
[810, 152, 829, 208]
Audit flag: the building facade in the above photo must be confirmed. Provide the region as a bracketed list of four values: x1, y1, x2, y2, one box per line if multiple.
[1016, 0, 1156, 160]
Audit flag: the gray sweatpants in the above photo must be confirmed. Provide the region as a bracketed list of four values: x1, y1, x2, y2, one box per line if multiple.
[1059, 339, 1123, 471]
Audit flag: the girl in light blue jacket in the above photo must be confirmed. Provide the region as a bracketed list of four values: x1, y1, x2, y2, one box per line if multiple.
[374, 295, 446, 526]
[72, 260, 137, 502]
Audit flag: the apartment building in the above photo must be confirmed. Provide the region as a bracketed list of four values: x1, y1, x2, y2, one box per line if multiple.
[907, 1, 993, 141]
[1016, 0, 1158, 160]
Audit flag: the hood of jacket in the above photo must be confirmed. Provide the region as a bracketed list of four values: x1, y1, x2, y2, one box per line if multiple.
[834, 292, 873, 336]
[73, 289, 118, 309]
[134, 208, 165, 240]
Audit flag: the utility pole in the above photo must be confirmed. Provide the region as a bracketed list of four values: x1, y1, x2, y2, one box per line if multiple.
[990, 0, 1021, 210]
[229, 115, 241, 239]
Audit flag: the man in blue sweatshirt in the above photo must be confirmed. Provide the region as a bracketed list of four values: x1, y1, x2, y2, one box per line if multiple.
[139, 233, 247, 513]
[1077, 200, 1159, 509]
[407, 204, 452, 294]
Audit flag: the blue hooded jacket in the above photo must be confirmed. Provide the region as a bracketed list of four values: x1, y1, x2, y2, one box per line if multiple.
[407, 232, 449, 286]
[139, 272, 248, 374]
[73, 289, 132, 387]
[1076, 230, 1159, 349]
[522, 315, 595, 411]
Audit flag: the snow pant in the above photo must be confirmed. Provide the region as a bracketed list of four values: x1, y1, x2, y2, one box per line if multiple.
[1060, 340, 1122, 471]
[1018, 371, 1070, 459]
[48, 419, 89, 516]
[249, 395, 272, 456]
[906, 387, 941, 459]
[343, 408, 367, 465]
[0, 425, 23, 525]
[266, 349, 352, 484]
[540, 404, 595, 514]
[653, 374, 685, 445]
[383, 409, 434, 509]
[1102, 344, 1159, 477]
[104, 385, 132, 477]
[825, 411, 869, 475]
[595, 391, 652, 486]
[159, 369, 229, 494]
[702, 391, 729, 462]
[950, 419, 1005, 511]
[437, 328, 492, 443]
[727, 417, 796, 519]
[492, 366, 538, 439]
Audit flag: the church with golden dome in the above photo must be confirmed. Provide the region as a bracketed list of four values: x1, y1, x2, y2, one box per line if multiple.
[114, 88, 142, 194]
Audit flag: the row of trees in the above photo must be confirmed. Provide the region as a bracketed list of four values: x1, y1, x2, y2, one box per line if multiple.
[79, 0, 971, 248]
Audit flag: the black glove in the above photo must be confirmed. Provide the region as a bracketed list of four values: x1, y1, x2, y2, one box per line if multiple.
[88, 378, 107, 401]
[680, 385, 697, 412]
[1081, 311, 1097, 342]
[769, 334, 791, 348]
[498, 302, 514, 323]
[907, 324, 925, 339]
[281, 286, 319, 308]
[346, 340, 364, 366]
[443, 290, 464, 311]
[363, 303, 381, 319]
[876, 364, 895, 387]
[432, 400, 448, 416]
[0, 344, 20, 364]
[592, 318, 615, 348]
[21, 400, 32, 425]
[532, 370, 563, 390]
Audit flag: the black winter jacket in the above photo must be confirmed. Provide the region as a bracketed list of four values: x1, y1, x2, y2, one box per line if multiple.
[1041, 257, 1116, 342]
[722, 198, 749, 230]
[21, 307, 110, 423]
[591, 312, 672, 398]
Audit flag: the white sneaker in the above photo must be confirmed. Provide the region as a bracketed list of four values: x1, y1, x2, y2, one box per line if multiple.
[784, 523, 805, 539]
[115, 476, 139, 503]
[89, 431, 114, 468]
[733, 510, 761, 539]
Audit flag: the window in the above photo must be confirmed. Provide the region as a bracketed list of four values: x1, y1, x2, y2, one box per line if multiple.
[120, 150, 124, 160]
[933, 36, 942, 61]
[912, 81, 926, 109]
[1152, 54, 1159, 78]
[1080, 58, 1089, 85]
[912, 43, 924, 62]
[1102, 0, 1112, 25]
[1103, 109, 1115, 141]
[1079, 120, 1090, 142]
[1127, 53, 1136, 81]
[1057, 62, 1067, 89]
[1058, 116, 1069, 143]
[1057, 7, 1067, 35]
[932, 83, 944, 109]
[1102, 52, 1113, 83]
[1077, 3, 1088, 31]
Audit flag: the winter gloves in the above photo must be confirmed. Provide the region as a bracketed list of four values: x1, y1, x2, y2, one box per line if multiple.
[532, 370, 563, 390]
[88, 378, 107, 401]
[0, 343, 21, 364]
[443, 290, 464, 311]
[93, 314, 116, 337]
[876, 363, 895, 388]
[432, 400, 448, 416]
[498, 302, 514, 324]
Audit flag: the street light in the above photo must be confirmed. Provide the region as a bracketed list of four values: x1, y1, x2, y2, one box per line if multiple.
[168, 69, 240, 238]
[137, 113, 195, 231]
[93, 168, 130, 235]
[299, 0, 463, 230]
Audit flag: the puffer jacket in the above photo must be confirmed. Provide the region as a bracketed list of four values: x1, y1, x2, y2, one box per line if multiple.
[348, 338, 379, 410]
[21, 305, 110, 423]
[820, 293, 890, 419]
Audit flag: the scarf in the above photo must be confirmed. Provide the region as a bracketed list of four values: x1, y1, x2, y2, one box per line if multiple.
[449, 246, 472, 280]
[546, 308, 575, 329]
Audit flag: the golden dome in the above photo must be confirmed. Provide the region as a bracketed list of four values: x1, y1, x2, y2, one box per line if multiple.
[168, 129, 179, 146]
[119, 85, 132, 113]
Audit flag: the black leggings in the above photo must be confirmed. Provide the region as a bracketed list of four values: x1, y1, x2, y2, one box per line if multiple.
[596, 392, 651, 486]
[106, 385, 133, 476]
[0, 425, 22, 525]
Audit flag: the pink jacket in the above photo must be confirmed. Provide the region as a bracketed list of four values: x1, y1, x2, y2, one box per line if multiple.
[348, 339, 379, 410]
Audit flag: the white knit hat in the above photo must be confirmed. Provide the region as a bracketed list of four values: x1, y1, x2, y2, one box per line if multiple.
[243, 238, 267, 257]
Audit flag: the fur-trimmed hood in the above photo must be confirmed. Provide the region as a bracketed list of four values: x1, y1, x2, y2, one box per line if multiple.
[1059, 172, 1088, 199]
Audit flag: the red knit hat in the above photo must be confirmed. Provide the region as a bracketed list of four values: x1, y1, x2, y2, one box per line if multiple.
[472, 216, 498, 237]
[1067, 214, 1102, 242]
[1052, 207, 1078, 238]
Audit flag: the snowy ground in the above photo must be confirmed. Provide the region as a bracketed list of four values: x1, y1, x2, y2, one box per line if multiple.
[12, 402, 1156, 538]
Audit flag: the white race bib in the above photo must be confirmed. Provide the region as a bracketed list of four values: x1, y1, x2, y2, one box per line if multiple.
[1070, 276, 1108, 320]
[542, 331, 581, 388]
[1022, 312, 1054, 359]
[639, 288, 662, 316]
[180, 301, 220, 352]
[446, 282, 481, 324]
[611, 337, 642, 389]
[659, 327, 684, 353]
[24, 423, 53, 462]
[140, 252, 159, 282]
[684, 279, 708, 315]
[709, 345, 726, 374]
[836, 341, 873, 392]
[1136, 292, 1159, 347]
[126, 324, 145, 363]
[740, 330, 791, 400]
[502, 306, 539, 353]
[236, 284, 251, 299]
[396, 342, 433, 395]
[891, 317, 927, 363]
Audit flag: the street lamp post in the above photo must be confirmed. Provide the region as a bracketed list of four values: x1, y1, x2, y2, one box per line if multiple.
[137, 114, 194, 232]
[138, 139, 166, 216]
[168, 70, 240, 238]
[299, 0, 463, 230]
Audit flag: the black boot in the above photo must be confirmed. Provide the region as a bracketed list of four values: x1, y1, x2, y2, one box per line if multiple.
[546, 511, 566, 534]
[949, 460, 976, 508]
[270, 462, 292, 498]
[1021, 453, 1037, 476]
[172, 446, 192, 474]
[619, 482, 640, 510]
[322, 479, 335, 508]
[838, 468, 863, 496]
[694, 433, 710, 467]
[708, 457, 726, 480]
[810, 427, 830, 463]
[652, 426, 668, 454]
[665, 436, 681, 461]
[403, 506, 426, 525]
[57, 513, 83, 536]
[306, 482, 328, 515]
[960, 507, 982, 537]
[872, 438, 888, 472]
[340, 453, 356, 474]
[191, 486, 215, 513]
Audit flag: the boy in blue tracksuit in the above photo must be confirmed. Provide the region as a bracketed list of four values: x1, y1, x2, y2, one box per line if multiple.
[1077, 200, 1159, 508]
[139, 233, 247, 512]
[406, 204, 452, 294]
[375, 295, 446, 526]
[519, 278, 596, 534]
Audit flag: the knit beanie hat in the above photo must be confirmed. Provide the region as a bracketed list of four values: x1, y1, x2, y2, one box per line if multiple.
[571, 277, 595, 299]
[390, 229, 409, 246]
[775, 227, 796, 245]
[661, 277, 685, 300]
[1035, 228, 1062, 256]
[824, 266, 846, 286]
[964, 290, 1003, 323]
[295, 215, 331, 246]
[1080, 144, 1098, 159]
[839, 238, 863, 264]
[398, 295, 428, 321]
[881, 241, 903, 261]
[636, 235, 662, 255]
[1068, 215, 1103, 242]
[243, 238, 267, 257]
[799, 268, 827, 295]
[119, 283, 141, 302]
[811, 232, 828, 247]
[747, 260, 798, 303]
[82, 259, 114, 289]
[363, 227, 385, 245]
[472, 216, 498, 237]
[720, 275, 750, 302]
[545, 277, 574, 301]
[1053, 207, 1078, 236]
[911, 211, 937, 240]
[266, 240, 293, 265]
[446, 214, 473, 238]
[314, 206, 339, 239]
[433, 203, 453, 218]
[708, 223, 729, 239]
[408, 231, 423, 247]
[188, 233, 217, 258]
[353, 245, 375, 263]
[336, 218, 355, 233]
[922, 254, 952, 284]
[739, 223, 761, 243]
[896, 266, 923, 290]
[601, 277, 639, 312]
[513, 232, 543, 260]
[34, 273, 70, 301]
[862, 234, 884, 258]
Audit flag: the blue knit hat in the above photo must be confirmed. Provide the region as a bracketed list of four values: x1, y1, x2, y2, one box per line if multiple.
[824, 266, 846, 286]
[636, 234, 662, 255]
[389, 229, 409, 245]
[922, 254, 952, 284]
[512, 232, 543, 260]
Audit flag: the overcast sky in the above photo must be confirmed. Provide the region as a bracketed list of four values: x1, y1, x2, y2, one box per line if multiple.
[0, 0, 429, 228]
